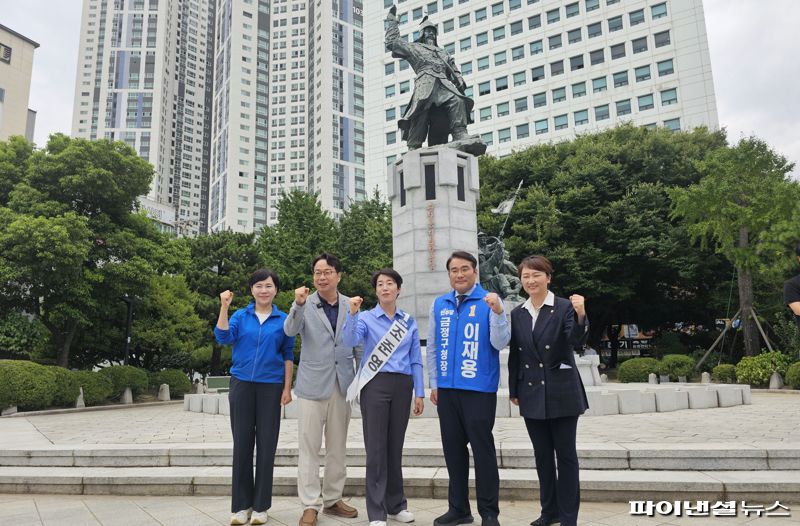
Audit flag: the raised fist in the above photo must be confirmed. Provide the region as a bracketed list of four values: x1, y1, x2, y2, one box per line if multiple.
[295, 286, 310, 305]
[483, 292, 503, 314]
[569, 294, 585, 318]
[389, 4, 397, 16]
[350, 296, 364, 315]
[220, 290, 234, 308]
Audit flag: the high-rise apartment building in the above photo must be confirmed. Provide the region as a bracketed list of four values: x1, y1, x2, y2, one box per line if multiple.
[71, 0, 215, 235]
[208, 0, 366, 232]
[364, 0, 719, 194]
[0, 24, 39, 142]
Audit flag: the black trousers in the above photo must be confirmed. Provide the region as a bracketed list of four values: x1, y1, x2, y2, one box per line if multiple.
[228, 376, 283, 513]
[524, 416, 580, 526]
[361, 372, 413, 521]
[437, 388, 499, 519]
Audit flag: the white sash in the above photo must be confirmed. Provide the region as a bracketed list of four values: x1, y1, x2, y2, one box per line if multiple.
[346, 311, 412, 405]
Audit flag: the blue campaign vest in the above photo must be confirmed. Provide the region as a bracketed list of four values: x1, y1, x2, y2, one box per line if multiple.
[432, 284, 500, 392]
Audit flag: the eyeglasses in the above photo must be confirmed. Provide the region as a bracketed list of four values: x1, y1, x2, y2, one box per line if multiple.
[313, 270, 337, 278]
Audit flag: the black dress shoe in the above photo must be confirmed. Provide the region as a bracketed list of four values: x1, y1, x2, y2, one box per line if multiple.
[481, 517, 500, 526]
[530, 517, 559, 526]
[434, 510, 475, 526]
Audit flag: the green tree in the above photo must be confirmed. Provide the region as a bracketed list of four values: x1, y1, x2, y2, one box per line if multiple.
[670, 137, 800, 355]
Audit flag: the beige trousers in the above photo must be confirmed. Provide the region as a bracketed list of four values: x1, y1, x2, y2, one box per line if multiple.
[296, 380, 351, 509]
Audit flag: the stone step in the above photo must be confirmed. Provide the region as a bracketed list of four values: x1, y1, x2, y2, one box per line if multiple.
[0, 465, 798, 503]
[1, 442, 797, 471]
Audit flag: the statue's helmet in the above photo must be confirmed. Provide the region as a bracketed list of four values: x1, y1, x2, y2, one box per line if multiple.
[416, 17, 438, 44]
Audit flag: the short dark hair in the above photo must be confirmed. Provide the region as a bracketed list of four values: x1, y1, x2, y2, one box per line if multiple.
[249, 268, 281, 291]
[446, 251, 478, 271]
[517, 255, 554, 278]
[371, 268, 403, 289]
[311, 252, 342, 273]
[795, 242, 800, 257]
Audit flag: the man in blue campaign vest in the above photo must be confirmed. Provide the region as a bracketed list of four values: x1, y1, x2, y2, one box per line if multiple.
[427, 251, 510, 526]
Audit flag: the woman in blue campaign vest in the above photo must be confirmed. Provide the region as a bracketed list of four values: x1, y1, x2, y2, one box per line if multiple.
[343, 268, 424, 526]
[215, 269, 295, 526]
[508, 256, 588, 526]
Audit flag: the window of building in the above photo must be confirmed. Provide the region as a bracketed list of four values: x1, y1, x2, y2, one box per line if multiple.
[657, 59, 674, 76]
[385, 85, 395, 97]
[497, 102, 510, 116]
[570, 54, 584, 71]
[629, 9, 645, 26]
[552, 86, 567, 102]
[654, 30, 671, 47]
[481, 131, 493, 145]
[661, 88, 678, 105]
[478, 56, 490, 70]
[443, 0, 454, 8]
[399, 80, 410, 94]
[568, 28, 582, 43]
[651, 3, 668, 20]
[590, 48, 604, 65]
[610, 43, 626, 60]
[592, 76, 607, 92]
[475, 7, 487, 21]
[510, 20, 523, 35]
[606, 0, 620, 4]
[443, 19, 455, 32]
[413, 7, 423, 19]
[638, 93, 654, 110]
[550, 60, 564, 76]
[549, 34, 562, 50]
[616, 98, 631, 115]
[635, 65, 651, 81]
[574, 109, 589, 125]
[664, 117, 680, 131]
[493, 26, 506, 41]
[613, 70, 629, 87]
[400, 59, 410, 70]
[608, 15, 623, 32]
[515, 96, 529, 112]
[547, 8, 560, 23]
[496, 76, 509, 91]
[516, 123, 530, 138]
[529, 14, 542, 29]
[595, 104, 610, 120]
[585, 0, 599, 11]
[512, 45, 525, 61]
[510, 0, 522, 10]
[513, 70, 526, 86]
[386, 131, 396, 144]
[572, 81, 587, 97]
[479, 107, 492, 121]
[386, 107, 396, 121]
[533, 91, 547, 107]
[476, 32, 488, 46]
[498, 127, 512, 143]
[444, 42, 455, 54]
[386, 155, 397, 166]
[460, 37, 472, 51]
[587, 22, 602, 38]
[530, 40, 544, 54]
[566, 2, 580, 17]
[427, 1, 438, 14]
[461, 61, 473, 75]
[632, 37, 648, 54]
[492, 2, 504, 16]
[479, 81, 491, 95]
[554, 114, 569, 130]
[535, 119, 549, 134]
[459, 14, 471, 27]
[531, 66, 545, 81]
[385, 62, 395, 75]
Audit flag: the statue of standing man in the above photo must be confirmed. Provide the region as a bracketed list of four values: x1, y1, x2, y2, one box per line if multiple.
[385, 5, 487, 156]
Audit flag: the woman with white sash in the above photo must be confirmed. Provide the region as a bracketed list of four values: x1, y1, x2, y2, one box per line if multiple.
[344, 268, 424, 526]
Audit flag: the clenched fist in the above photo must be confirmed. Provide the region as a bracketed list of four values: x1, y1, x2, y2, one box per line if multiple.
[388, 4, 397, 16]
[483, 292, 503, 314]
[350, 296, 364, 315]
[569, 294, 585, 318]
[219, 290, 234, 308]
[295, 286, 310, 305]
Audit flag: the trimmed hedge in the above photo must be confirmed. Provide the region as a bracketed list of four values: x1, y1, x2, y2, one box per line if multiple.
[786, 362, 800, 390]
[73, 371, 114, 406]
[655, 354, 696, 381]
[735, 351, 794, 386]
[711, 364, 736, 384]
[149, 369, 191, 397]
[48, 366, 80, 407]
[0, 360, 56, 411]
[98, 365, 149, 397]
[618, 357, 659, 383]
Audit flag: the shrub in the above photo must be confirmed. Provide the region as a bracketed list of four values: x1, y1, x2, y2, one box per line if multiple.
[735, 351, 794, 386]
[0, 360, 56, 411]
[656, 354, 696, 381]
[651, 332, 688, 358]
[149, 369, 192, 397]
[73, 371, 114, 406]
[712, 364, 736, 384]
[98, 365, 149, 397]
[48, 366, 80, 407]
[786, 362, 800, 390]
[617, 357, 659, 383]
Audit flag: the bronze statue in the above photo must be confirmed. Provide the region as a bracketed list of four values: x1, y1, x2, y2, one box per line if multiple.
[385, 5, 486, 156]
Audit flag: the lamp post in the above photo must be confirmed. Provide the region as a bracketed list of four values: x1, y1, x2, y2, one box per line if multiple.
[121, 295, 135, 365]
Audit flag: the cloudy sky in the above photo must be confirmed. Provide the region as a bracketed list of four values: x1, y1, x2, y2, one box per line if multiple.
[4, 0, 799, 177]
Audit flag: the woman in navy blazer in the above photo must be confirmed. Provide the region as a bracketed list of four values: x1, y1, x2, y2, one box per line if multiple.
[508, 256, 588, 526]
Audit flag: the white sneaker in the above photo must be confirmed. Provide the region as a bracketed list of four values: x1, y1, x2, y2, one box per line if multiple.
[250, 510, 268, 525]
[388, 509, 415, 523]
[369, 522, 387, 526]
[230, 509, 251, 525]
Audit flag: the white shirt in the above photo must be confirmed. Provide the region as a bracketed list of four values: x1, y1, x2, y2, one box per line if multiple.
[522, 290, 555, 330]
[255, 309, 272, 324]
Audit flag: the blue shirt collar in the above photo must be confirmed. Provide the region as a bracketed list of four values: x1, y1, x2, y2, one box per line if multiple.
[246, 301, 282, 318]
[372, 304, 404, 320]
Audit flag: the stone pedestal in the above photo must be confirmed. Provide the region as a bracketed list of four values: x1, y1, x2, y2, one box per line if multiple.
[75, 387, 86, 409]
[157, 384, 171, 401]
[575, 353, 603, 386]
[121, 387, 133, 405]
[388, 147, 480, 336]
[769, 371, 784, 390]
